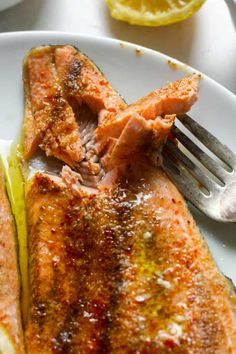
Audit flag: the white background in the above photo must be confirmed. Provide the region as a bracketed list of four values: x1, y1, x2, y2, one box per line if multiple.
[0, 0, 235, 93]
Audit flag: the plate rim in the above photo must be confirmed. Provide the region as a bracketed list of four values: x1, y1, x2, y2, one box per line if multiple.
[0, 30, 235, 101]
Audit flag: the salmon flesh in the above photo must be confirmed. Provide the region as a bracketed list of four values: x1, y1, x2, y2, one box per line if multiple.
[23, 45, 236, 353]
[0, 169, 25, 353]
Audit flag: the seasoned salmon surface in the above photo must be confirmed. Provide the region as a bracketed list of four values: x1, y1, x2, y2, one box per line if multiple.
[26, 168, 236, 354]
[0, 170, 25, 353]
[23, 45, 236, 354]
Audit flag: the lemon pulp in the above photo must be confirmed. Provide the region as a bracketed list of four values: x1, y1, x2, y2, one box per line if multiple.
[106, 0, 206, 26]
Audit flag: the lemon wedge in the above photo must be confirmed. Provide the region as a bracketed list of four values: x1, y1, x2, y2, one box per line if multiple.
[0, 326, 16, 354]
[105, 0, 206, 26]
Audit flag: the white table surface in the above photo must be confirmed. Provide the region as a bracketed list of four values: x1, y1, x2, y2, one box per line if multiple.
[0, 0, 235, 94]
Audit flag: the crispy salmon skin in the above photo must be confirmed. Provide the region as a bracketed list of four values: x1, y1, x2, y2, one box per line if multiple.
[0, 170, 25, 353]
[22, 45, 236, 354]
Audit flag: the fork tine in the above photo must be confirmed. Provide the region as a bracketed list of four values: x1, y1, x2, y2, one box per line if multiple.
[172, 125, 229, 183]
[162, 151, 211, 211]
[165, 140, 220, 192]
[177, 114, 236, 169]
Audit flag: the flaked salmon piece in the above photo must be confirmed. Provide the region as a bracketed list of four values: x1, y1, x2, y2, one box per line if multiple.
[95, 74, 199, 154]
[23, 46, 84, 167]
[54, 45, 126, 121]
[0, 170, 25, 353]
[101, 113, 152, 170]
[102, 113, 175, 170]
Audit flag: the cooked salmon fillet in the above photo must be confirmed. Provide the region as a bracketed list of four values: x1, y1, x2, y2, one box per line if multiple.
[0, 170, 25, 353]
[23, 46, 236, 353]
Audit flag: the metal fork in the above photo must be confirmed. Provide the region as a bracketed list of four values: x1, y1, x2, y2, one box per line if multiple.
[162, 114, 236, 222]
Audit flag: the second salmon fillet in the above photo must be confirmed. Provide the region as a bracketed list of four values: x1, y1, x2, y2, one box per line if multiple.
[0, 169, 25, 353]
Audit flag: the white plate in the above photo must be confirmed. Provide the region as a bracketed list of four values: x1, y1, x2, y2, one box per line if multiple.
[0, 31, 235, 283]
[0, 0, 22, 11]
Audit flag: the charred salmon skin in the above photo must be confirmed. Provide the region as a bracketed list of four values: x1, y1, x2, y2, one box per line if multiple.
[0, 169, 25, 354]
[22, 45, 236, 353]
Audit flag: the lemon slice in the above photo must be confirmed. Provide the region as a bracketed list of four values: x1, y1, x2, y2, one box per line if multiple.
[105, 0, 206, 26]
[0, 326, 16, 354]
